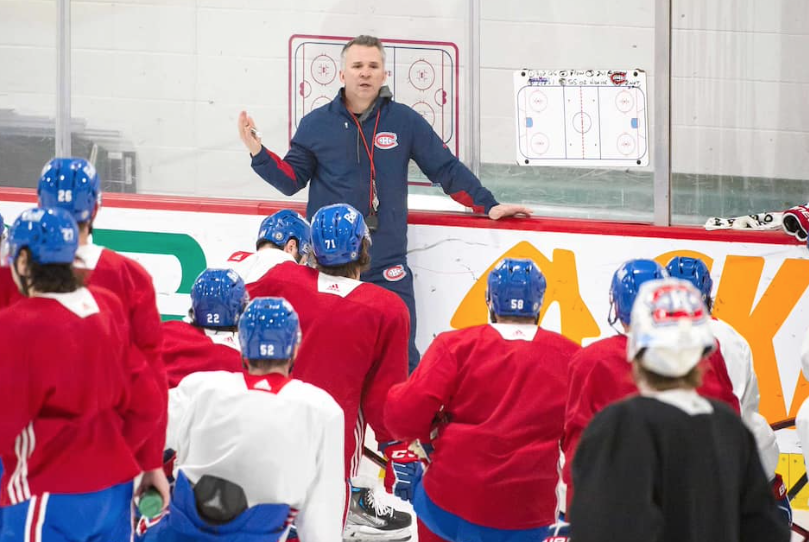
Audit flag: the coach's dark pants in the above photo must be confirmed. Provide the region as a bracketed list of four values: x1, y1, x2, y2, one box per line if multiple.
[362, 262, 420, 373]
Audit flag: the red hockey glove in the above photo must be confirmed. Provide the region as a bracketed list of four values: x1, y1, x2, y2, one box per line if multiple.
[782, 205, 809, 241]
[772, 473, 792, 526]
[380, 441, 423, 502]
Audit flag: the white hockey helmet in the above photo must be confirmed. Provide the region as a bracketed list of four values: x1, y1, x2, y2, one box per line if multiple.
[627, 278, 716, 377]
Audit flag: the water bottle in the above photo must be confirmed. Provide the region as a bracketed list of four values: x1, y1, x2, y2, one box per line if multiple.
[138, 488, 164, 518]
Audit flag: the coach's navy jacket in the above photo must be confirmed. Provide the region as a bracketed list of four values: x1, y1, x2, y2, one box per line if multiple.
[250, 88, 499, 272]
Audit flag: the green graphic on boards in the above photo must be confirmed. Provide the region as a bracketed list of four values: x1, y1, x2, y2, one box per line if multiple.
[94, 229, 207, 320]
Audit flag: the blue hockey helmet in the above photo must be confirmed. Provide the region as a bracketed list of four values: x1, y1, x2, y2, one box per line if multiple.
[486, 258, 546, 318]
[238, 297, 302, 360]
[665, 256, 713, 306]
[5, 207, 79, 265]
[257, 210, 312, 257]
[37, 158, 101, 223]
[191, 268, 249, 328]
[311, 203, 371, 266]
[609, 259, 668, 326]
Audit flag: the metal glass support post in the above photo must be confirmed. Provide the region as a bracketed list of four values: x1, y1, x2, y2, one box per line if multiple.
[466, 0, 481, 178]
[653, 0, 672, 226]
[56, 0, 71, 157]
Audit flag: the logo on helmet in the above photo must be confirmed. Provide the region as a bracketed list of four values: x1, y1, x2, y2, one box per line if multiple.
[343, 209, 358, 224]
[375, 132, 398, 150]
[383, 264, 407, 282]
[649, 283, 705, 323]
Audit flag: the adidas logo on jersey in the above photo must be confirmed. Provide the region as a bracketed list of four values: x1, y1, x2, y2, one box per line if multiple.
[326, 283, 341, 292]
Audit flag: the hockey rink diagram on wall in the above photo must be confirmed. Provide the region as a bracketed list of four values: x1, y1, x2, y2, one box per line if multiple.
[289, 34, 459, 158]
[514, 69, 649, 167]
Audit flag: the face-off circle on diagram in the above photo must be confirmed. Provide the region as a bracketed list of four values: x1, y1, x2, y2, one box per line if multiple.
[572, 112, 593, 133]
[530, 91, 548, 113]
[617, 133, 636, 155]
[311, 55, 337, 86]
[615, 90, 635, 113]
[309, 95, 330, 114]
[409, 60, 435, 91]
[530, 133, 550, 155]
[434, 89, 447, 106]
[299, 81, 312, 98]
[412, 101, 435, 126]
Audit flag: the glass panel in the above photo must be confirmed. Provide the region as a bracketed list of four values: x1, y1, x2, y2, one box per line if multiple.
[671, 0, 809, 225]
[449, 1, 658, 221]
[0, 1, 58, 190]
[66, 0, 470, 207]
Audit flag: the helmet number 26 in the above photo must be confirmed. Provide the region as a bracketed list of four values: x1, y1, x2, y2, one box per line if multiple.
[58, 189, 73, 202]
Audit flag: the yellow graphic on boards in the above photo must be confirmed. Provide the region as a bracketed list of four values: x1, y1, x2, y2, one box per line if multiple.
[451, 242, 809, 423]
[714, 256, 809, 421]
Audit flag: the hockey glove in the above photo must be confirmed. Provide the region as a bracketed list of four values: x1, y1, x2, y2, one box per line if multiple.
[772, 473, 792, 526]
[782, 205, 809, 241]
[380, 441, 423, 502]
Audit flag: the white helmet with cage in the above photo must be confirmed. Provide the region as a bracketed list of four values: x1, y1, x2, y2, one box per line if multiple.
[627, 278, 716, 378]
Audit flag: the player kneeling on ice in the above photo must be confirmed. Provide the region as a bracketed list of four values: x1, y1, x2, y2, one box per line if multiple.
[0, 207, 165, 542]
[162, 268, 249, 388]
[139, 298, 345, 542]
[666, 256, 790, 526]
[385, 258, 580, 542]
[570, 278, 790, 542]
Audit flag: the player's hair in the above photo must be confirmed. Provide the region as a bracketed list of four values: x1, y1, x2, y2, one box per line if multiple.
[19, 248, 83, 294]
[316, 237, 371, 278]
[632, 356, 703, 390]
[256, 238, 300, 262]
[491, 313, 540, 326]
[246, 357, 291, 372]
[341, 35, 386, 68]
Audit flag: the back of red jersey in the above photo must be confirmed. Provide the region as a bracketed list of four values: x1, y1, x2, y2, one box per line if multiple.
[76, 246, 167, 470]
[0, 286, 163, 504]
[162, 320, 243, 388]
[249, 262, 409, 478]
[385, 324, 580, 529]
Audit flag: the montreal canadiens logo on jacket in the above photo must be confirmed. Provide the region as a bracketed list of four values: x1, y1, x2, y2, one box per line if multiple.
[383, 264, 407, 282]
[375, 132, 398, 150]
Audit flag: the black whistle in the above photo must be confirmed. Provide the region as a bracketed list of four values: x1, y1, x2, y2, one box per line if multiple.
[366, 213, 379, 233]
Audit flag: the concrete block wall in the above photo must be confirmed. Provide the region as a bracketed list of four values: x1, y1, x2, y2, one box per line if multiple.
[0, 0, 806, 199]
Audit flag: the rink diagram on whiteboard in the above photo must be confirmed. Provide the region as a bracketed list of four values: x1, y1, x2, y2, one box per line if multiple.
[290, 35, 459, 156]
[514, 69, 648, 167]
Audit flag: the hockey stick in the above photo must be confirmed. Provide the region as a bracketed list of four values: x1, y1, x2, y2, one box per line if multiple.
[771, 417, 796, 431]
[363, 445, 387, 469]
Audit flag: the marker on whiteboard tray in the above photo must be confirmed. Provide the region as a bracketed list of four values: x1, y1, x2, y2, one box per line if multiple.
[250, 127, 263, 138]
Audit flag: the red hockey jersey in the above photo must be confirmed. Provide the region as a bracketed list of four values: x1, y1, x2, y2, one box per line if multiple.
[562, 333, 740, 511]
[386, 323, 581, 530]
[0, 287, 163, 505]
[0, 268, 23, 308]
[74, 244, 167, 470]
[247, 261, 409, 479]
[162, 320, 242, 388]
